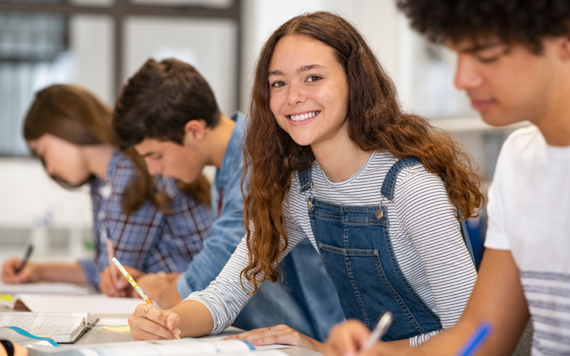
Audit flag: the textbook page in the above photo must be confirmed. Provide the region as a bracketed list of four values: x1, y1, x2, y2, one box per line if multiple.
[0, 312, 87, 343]
[205, 337, 290, 350]
[30, 339, 290, 356]
[12, 295, 143, 316]
[0, 283, 91, 296]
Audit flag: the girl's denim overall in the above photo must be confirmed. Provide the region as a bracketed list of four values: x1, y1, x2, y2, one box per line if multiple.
[297, 157, 475, 341]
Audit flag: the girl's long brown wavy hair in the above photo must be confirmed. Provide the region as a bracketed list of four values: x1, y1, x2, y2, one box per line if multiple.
[242, 11, 486, 291]
[24, 84, 210, 215]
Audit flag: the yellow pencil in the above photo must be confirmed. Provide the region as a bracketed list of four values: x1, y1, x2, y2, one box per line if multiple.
[111, 257, 156, 308]
[111, 257, 180, 339]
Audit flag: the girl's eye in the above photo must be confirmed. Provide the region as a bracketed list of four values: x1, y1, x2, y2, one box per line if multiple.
[271, 81, 286, 88]
[306, 76, 322, 82]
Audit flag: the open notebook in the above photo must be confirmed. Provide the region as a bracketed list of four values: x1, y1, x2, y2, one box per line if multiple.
[0, 312, 96, 344]
[28, 338, 289, 356]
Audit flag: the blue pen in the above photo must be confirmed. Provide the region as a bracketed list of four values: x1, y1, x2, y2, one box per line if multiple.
[455, 322, 493, 356]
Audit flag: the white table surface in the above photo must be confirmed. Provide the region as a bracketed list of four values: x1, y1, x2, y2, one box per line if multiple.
[73, 326, 321, 356]
[0, 304, 321, 356]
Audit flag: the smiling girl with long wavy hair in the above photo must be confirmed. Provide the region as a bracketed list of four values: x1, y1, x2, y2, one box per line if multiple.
[127, 11, 485, 351]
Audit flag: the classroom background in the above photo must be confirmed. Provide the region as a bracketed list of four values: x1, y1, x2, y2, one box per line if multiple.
[0, 0, 525, 268]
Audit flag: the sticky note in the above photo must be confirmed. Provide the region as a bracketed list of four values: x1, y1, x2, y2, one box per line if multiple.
[101, 326, 131, 333]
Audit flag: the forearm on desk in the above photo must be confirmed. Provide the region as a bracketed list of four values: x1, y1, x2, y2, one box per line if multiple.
[159, 275, 183, 309]
[172, 299, 215, 337]
[36, 262, 87, 284]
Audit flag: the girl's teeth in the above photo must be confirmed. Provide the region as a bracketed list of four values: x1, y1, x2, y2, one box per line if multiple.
[291, 112, 318, 121]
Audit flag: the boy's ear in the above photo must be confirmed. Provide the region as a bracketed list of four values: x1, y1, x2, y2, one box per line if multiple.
[558, 31, 570, 60]
[183, 120, 207, 144]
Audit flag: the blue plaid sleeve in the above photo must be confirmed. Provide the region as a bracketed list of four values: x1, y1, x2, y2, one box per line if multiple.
[79, 152, 212, 289]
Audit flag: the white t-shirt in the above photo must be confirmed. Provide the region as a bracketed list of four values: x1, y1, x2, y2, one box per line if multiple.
[485, 125, 570, 356]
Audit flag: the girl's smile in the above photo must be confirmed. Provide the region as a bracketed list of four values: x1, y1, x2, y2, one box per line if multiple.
[268, 34, 349, 148]
[286, 110, 321, 125]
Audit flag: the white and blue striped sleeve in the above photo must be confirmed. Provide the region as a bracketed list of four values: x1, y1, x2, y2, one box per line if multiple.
[394, 165, 477, 346]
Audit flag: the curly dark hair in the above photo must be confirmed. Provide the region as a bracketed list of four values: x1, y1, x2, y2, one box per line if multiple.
[397, 0, 570, 53]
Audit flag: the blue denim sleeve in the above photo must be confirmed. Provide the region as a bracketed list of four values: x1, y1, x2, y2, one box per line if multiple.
[176, 168, 245, 299]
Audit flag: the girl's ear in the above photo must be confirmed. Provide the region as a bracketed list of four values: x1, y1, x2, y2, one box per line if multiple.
[183, 119, 207, 145]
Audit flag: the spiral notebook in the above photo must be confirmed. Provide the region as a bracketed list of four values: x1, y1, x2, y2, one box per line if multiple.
[0, 312, 96, 344]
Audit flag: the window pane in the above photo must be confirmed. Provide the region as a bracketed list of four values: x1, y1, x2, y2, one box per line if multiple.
[0, 0, 114, 6]
[128, 0, 233, 8]
[70, 0, 115, 7]
[124, 16, 237, 115]
[0, 13, 113, 156]
[397, 23, 476, 119]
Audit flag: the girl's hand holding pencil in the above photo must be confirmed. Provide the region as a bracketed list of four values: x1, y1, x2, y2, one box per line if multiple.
[112, 257, 181, 340]
[129, 303, 182, 341]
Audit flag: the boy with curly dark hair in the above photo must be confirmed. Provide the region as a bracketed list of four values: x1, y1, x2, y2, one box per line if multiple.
[323, 1, 570, 355]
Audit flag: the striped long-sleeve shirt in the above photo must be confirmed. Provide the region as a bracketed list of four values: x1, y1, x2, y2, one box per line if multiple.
[186, 151, 477, 346]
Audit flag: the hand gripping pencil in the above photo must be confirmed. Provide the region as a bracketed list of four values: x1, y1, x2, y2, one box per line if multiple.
[111, 257, 180, 339]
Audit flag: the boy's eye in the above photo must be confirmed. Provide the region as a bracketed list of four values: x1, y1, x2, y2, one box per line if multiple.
[306, 76, 321, 82]
[476, 55, 500, 64]
[271, 81, 286, 88]
[475, 45, 508, 64]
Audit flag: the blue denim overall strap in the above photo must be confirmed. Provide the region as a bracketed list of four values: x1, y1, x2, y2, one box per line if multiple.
[380, 158, 475, 264]
[297, 158, 443, 341]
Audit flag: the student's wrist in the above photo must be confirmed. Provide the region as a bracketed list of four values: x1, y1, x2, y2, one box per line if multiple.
[156, 277, 182, 309]
[166, 280, 183, 308]
[309, 339, 324, 352]
[26, 263, 41, 282]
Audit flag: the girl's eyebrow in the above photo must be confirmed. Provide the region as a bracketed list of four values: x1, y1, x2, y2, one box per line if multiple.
[268, 64, 325, 77]
[298, 64, 324, 73]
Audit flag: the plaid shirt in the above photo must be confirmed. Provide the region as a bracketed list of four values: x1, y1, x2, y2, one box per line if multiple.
[79, 150, 212, 288]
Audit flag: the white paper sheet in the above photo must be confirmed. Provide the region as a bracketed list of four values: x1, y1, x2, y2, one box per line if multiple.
[204, 337, 290, 350]
[63, 339, 288, 356]
[95, 318, 129, 326]
[0, 282, 91, 296]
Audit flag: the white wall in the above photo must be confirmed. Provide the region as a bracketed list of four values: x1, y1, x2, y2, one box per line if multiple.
[0, 159, 92, 229]
[70, 15, 114, 105]
[240, 0, 400, 111]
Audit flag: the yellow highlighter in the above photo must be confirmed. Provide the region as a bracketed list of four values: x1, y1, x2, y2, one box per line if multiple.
[111, 257, 180, 339]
